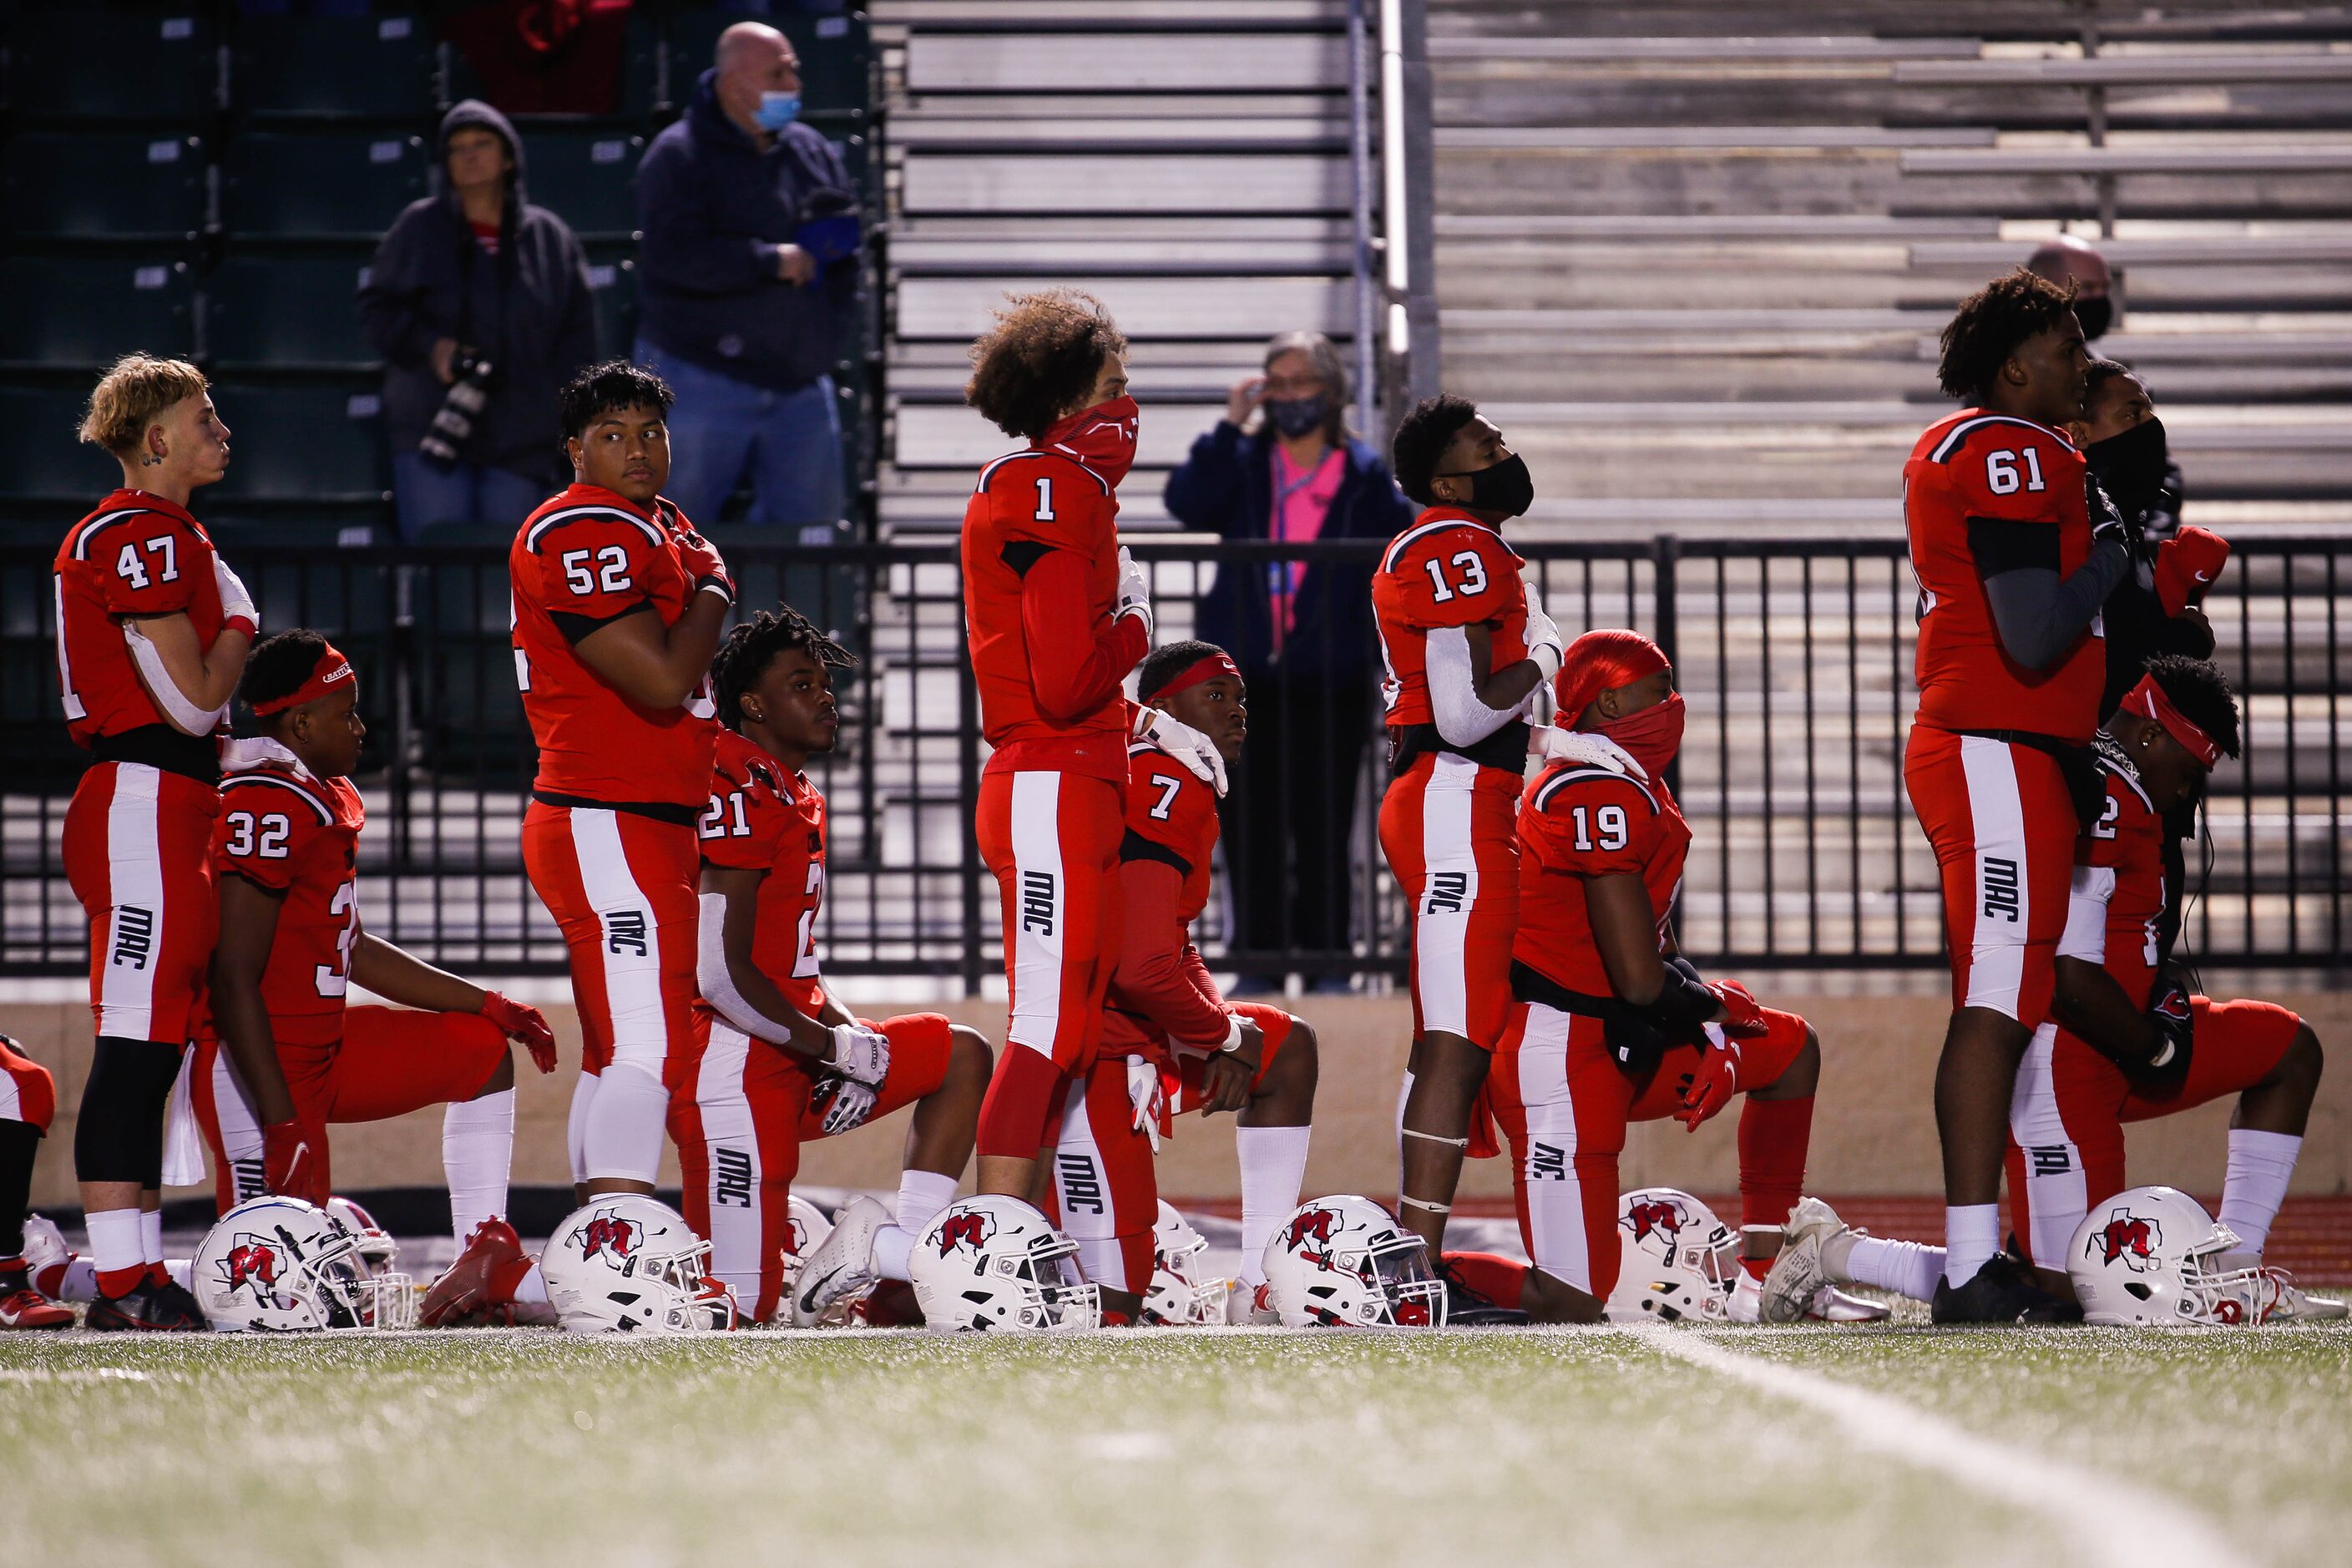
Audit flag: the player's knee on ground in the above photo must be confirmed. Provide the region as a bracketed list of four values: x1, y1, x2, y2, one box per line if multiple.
[1753, 1025, 1820, 1100]
[1520, 1266, 1606, 1325]
[1250, 1017, 1318, 1123]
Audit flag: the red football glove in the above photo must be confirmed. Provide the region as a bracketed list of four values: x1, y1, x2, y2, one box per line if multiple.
[2153, 526, 2229, 617]
[1675, 1039, 1743, 1131]
[674, 529, 733, 605]
[482, 990, 558, 1075]
[1706, 979, 1770, 1039]
[262, 1120, 326, 1206]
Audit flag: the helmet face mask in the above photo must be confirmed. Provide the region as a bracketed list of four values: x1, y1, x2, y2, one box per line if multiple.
[2068, 1186, 2273, 1327]
[1606, 1188, 1740, 1325]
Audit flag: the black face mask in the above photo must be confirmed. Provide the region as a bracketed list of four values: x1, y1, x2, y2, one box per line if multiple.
[1262, 395, 1328, 439]
[2086, 417, 2167, 524]
[2074, 294, 2113, 341]
[1442, 452, 1535, 519]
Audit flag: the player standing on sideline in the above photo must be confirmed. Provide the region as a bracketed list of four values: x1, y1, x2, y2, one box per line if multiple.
[190, 631, 558, 1241]
[1375, 394, 1564, 1323]
[0, 1036, 71, 1328]
[54, 356, 256, 1330]
[1904, 270, 2132, 1323]
[502, 362, 729, 1211]
[1050, 640, 1319, 1323]
[957, 291, 1227, 1207]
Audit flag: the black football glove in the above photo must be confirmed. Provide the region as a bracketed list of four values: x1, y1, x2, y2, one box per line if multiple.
[2126, 978, 2196, 1098]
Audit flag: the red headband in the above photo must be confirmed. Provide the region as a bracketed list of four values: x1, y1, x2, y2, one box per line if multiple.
[1553, 630, 1668, 725]
[251, 641, 356, 716]
[2119, 672, 2222, 770]
[1149, 650, 1242, 703]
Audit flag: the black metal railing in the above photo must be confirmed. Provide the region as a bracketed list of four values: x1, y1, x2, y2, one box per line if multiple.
[4, 537, 2344, 979]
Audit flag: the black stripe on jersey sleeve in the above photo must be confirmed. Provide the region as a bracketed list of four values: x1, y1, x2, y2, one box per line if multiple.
[1966, 515, 2061, 579]
[550, 600, 656, 645]
[1119, 827, 1193, 877]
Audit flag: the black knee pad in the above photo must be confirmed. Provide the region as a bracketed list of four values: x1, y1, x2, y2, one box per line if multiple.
[73, 1036, 181, 1186]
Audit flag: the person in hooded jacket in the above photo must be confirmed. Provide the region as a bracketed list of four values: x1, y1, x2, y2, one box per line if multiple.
[359, 100, 598, 541]
[633, 21, 862, 530]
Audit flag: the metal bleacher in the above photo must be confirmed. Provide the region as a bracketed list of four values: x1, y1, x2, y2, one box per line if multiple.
[1428, 2, 2352, 539]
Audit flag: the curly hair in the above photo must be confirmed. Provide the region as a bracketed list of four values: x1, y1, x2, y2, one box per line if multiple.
[80, 353, 209, 457]
[964, 290, 1128, 441]
[2141, 653, 2241, 761]
[559, 360, 675, 443]
[239, 629, 335, 715]
[710, 604, 857, 731]
[1936, 268, 2079, 403]
[1390, 393, 1480, 506]
[1136, 639, 1232, 705]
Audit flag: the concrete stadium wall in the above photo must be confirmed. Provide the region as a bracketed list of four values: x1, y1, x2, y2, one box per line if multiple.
[8, 989, 2349, 1209]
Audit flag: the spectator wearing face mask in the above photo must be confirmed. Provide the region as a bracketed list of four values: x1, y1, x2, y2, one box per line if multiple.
[2027, 235, 2118, 344]
[1166, 331, 1417, 990]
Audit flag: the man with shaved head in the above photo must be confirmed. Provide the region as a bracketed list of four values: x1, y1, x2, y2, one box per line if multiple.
[635, 20, 863, 530]
[2026, 235, 2117, 343]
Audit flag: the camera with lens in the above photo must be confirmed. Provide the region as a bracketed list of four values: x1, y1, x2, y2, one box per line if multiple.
[419, 346, 499, 467]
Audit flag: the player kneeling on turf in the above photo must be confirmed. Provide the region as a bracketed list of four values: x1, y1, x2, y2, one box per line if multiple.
[190, 1195, 413, 1332]
[195, 633, 559, 1247]
[908, 1195, 1100, 1333]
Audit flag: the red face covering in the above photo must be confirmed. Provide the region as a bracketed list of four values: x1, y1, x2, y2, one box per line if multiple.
[1036, 395, 1141, 489]
[1600, 693, 1685, 778]
[1553, 629, 1681, 775]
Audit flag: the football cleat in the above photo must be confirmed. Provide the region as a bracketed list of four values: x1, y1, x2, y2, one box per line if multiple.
[419, 1217, 524, 1328]
[0, 1278, 72, 1329]
[1242, 1282, 1281, 1326]
[20, 1214, 75, 1289]
[84, 1278, 209, 1332]
[1931, 1253, 2081, 1326]
[792, 1195, 887, 1328]
[2258, 1271, 2347, 1323]
[1759, 1196, 1852, 1324]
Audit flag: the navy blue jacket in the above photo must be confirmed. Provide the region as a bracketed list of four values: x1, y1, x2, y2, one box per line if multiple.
[635, 70, 858, 392]
[1166, 421, 1416, 681]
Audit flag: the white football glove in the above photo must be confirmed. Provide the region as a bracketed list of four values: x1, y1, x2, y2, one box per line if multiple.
[1136, 706, 1228, 797]
[214, 555, 258, 635]
[827, 1022, 892, 1087]
[1125, 1055, 1164, 1152]
[1114, 545, 1152, 639]
[815, 1075, 879, 1136]
[1521, 588, 1564, 684]
[1531, 726, 1644, 777]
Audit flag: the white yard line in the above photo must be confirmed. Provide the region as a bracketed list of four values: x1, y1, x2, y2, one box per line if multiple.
[1626, 1326, 2247, 1568]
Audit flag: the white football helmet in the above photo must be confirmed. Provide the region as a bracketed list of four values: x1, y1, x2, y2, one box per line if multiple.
[1262, 1196, 1446, 1328]
[1606, 1187, 1742, 1325]
[1143, 1201, 1224, 1325]
[2068, 1186, 2271, 1326]
[909, 1196, 1100, 1333]
[541, 1196, 736, 1335]
[192, 1196, 415, 1332]
[326, 1196, 398, 1277]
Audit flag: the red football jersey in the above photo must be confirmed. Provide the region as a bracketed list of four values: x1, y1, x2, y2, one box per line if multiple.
[2060, 751, 2167, 1011]
[959, 448, 1137, 782]
[1120, 738, 1221, 925]
[1373, 508, 1530, 731]
[53, 491, 230, 748]
[1512, 761, 1690, 997]
[1904, 409, 2104, 741]
[1105, 736, 1231, 1058]
[212, 755, 364, 1046]
[509, 484, 719, 809]
[695, 728, 827, 1020]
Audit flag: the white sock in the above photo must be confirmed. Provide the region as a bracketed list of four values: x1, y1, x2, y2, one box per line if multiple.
[1943, 1203, 2000, 1287]
[443, 1089, 517, 1243]
[1237, 1124, 1312, 1286]
[1840, 1235, 1946, 1304]
[1394, 1069, 1414, 1196]
[86, 1208, 143, 1282]
[139, 1208, 163, 1265]
[513, 1259, 549, 1306]
[56, 1258, 99, 1303]
[2218, 1129, 2300, 1257]
[1069, 1234, 1124, 1288]
[896, 1170, 960, 1237]
[166, 1259, 191, 1292]
[873, 1225, 914, 1282]
[581, 1063, 669, 1185]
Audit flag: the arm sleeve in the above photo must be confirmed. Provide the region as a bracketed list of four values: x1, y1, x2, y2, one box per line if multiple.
[1973, 523, 2130, 670]
[1160, 422, 1247, 531]
[1109, 859, 1233, 1050]
[636, 143, 780, 296]
[1019, 547, 1151, 723]
[1425, 625, 1526, 746]
[2058, 866, 2115, 965]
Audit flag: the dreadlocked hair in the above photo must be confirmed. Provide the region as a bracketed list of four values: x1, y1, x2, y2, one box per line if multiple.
[2142, 653, 2241, 760]
[710, 606, 856, 731]
[1936, 267, 2078, 403]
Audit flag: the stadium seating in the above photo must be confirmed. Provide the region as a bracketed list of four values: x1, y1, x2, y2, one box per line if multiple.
[206, 254, 378, 371]
[585, 253, 640, 357]
[223, 133, 432, 241]
[6, 133, 209, 244]
[0, 257, 196, 368]
[5, 6, 218, 122]
[230, 13, 439, 121]
[663, 8, 875, 122]
[205, 382, 390, 506]
[0, 383, 110, 503]
[526, 128, 647, 242]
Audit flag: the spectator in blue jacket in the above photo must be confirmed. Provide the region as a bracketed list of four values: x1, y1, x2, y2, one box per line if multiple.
[634, 21, 861, 529]
[1167, 331, 1416, 990]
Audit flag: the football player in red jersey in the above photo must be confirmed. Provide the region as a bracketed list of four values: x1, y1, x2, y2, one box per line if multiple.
[1490, 631, 1827, 1324]
[1373, 394, 1564, 1322]
[0, 1035, 71, 1328]
[190, 632, 558, 1243]
[958, 291, 1227, 1206]
[507, 362, 730, 1206]
[1046, 641, 1318, 1322]
[1904, 270, 2136, 1323]
[55, 355, 256, 1330]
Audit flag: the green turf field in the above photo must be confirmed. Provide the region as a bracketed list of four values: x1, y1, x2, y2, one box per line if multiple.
[4, 1323, 2340, 1566]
